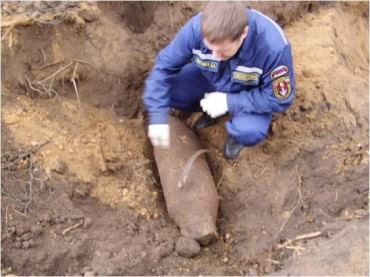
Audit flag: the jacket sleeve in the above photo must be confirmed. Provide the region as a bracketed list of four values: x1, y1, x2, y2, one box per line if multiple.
[143, 15, 200, 125]
[227, 44, 295, 115]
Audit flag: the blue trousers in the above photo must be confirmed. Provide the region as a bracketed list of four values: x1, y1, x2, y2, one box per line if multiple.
[169, 64, 271, 146]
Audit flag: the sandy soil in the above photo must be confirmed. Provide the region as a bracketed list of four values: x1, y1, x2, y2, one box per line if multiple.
[1, 1, 369, 276]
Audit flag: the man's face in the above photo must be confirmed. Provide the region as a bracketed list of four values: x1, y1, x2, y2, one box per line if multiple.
[204, 27, 248, 61]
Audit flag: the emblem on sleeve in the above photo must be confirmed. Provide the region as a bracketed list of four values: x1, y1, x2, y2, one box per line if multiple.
[271, 65, 289, 79]
[272, 76, 291, 99]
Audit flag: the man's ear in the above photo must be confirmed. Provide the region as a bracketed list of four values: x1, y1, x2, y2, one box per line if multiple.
[241, 26, 249, 40]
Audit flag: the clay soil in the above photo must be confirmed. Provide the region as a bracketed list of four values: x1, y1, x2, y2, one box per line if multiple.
[1, 1, 369, 276]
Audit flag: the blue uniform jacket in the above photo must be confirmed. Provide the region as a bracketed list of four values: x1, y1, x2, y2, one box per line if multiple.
[144, 9, 296, 125]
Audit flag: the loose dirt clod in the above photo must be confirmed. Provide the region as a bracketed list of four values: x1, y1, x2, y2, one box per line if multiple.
[83, 217, 93, 229]
[30, 225, 43, 236]
[51, 159, 68, 174]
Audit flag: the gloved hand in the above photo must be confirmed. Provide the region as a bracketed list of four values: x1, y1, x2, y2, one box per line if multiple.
[200, 92, 228, 118]
[148, 124, 170, 148]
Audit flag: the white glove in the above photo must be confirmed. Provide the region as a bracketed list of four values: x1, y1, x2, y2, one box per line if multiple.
[148, 124, 170, 148]
[200, 92, 228, 118]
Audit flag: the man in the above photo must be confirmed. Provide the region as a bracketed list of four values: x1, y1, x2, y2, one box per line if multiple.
[143, 2, 295, 159]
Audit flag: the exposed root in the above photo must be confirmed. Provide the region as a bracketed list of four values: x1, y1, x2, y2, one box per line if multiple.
[277, 231, 322, 249]
[37, 62, 74, 84]
[36, 59, 65, 71]
[70, 62, 81, 107]
[25, 58, 104, 100]
[1, 140, 51, 170]
[62, 219, 84, 235]
[1, 25, 14, 41]
[273, 166, 304, 240]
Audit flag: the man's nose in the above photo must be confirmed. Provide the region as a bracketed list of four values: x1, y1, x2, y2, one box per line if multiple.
[213, 50, 223, 59]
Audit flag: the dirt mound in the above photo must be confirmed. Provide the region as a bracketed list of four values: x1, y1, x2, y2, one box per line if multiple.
[1, 2, 369, 275]
[275, 217, 369, 276]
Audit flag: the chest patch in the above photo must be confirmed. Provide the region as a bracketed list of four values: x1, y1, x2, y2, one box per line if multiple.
[192, 49, 220, 72]
[232, 66, 262, 85]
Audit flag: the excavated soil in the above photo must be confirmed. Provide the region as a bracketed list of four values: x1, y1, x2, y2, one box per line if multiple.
[1, 1, 369, 276]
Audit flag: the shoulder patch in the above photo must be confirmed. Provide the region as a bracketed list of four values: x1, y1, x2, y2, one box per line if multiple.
[272, 76, 291, 100]
[271, 65, 289, 79]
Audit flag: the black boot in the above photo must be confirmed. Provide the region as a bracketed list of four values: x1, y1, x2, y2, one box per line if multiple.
[194, 113, 217, 130]
[224, 136, 244, 160]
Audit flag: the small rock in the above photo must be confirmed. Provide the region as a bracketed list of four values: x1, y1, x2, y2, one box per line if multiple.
[29, 239, 36, 248]
[65, 2, 79, 8]
[21, 232, 32, 241]
[51, 159, 68, 174]
[16, 226, 30, 236]
[83, 217, 93, 229]
[175, 237, 201, 258]
[14, 241, 22, 249]
[31, 225, 43, 237]
[73, 183, 89, 198]
[301, 69, 315, 78]
[34, 251, 47, 263]
[245, 268, 258, 276]
[78, 8, 99, 22]
[22, 241, 30, 249]
[80, 137, 88, 144]
[122, 188, 129, 197]
[222, 256, 229, 263]
[8, 226, 16, 235]
[84, 271, 96, 276]
[54, 217, 64, 224]
[16, 6, 25, 13]
[43, 214, 52, 223]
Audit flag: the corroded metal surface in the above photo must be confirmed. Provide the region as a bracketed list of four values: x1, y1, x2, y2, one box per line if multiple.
[153, 116, 219, 245]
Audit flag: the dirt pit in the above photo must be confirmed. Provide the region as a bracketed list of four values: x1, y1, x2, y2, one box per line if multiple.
[1, 1, 369, 276]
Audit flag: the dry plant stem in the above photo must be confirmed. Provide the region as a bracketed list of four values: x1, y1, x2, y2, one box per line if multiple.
[72, 58, 104, 79]
[12, 207, 28, 218]
[278, 231, 322, 249]
[5, 206, 9, 226]
[285, 245, 305, 251]
[37, 62, 74, 84]
[1, 17, 33, 28]
[265, 258, 281, 265]
[1, 25, 14, 41]
[40, 49, 46, 63]
[71, 62, 81, 106]
[1, 140, 50, 169]
[26, 77, 44, 95]
[37, 59, 65, 71]
[23, 157, 35, 213]
[1, 184, 25, 208]
[31, 15, 65, 26]
[62, 219, 84, 235]
[2, 11, 66, 29]
[48, 76, 55, 97]
[274, 166, 304, 240]
[169, 5, 174, 31]
[216, 172, 225, 187]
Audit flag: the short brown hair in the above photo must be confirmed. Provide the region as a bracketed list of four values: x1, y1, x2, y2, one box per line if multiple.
[202, 2, 248, 43]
